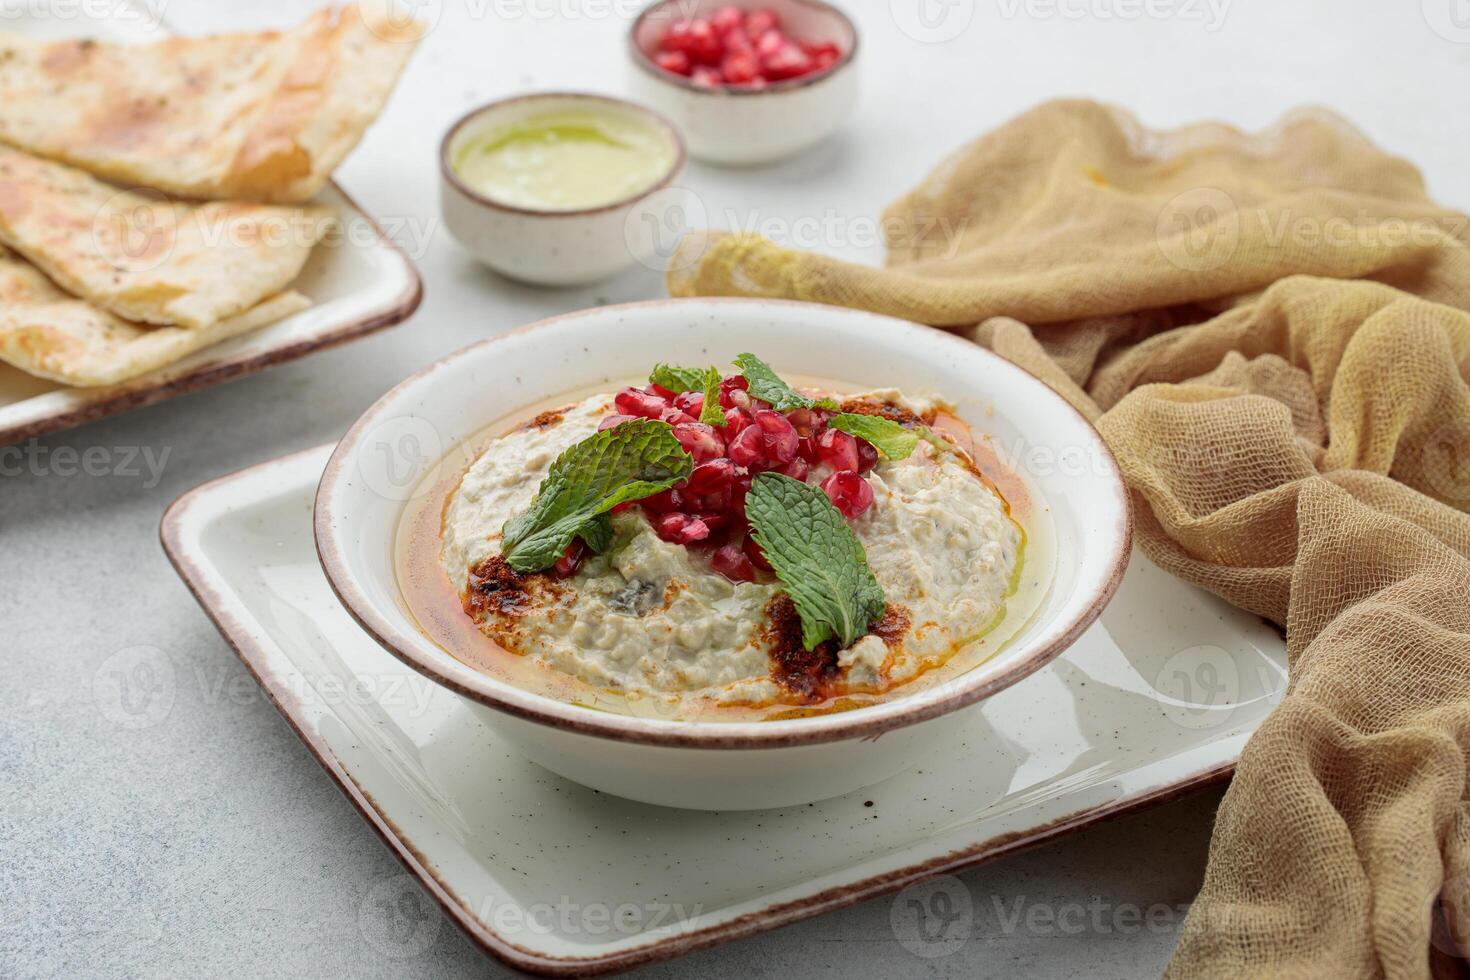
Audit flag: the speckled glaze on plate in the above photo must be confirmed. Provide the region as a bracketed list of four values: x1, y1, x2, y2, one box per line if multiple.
[0, 3, 422, 446]
[162, 444, 1287, 976]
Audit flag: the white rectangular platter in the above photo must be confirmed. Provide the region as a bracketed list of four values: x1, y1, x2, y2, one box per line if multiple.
[161, 444, 1289, 976]
[0, 5, 422, 445]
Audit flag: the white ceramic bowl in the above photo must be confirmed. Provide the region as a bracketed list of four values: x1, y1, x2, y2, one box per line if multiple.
[314, 300, 1132, 810]
[627, 0, 859, 165]
[439, 93, 688, 286]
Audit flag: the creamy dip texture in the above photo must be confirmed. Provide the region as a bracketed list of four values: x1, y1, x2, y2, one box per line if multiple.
[439, 391, 1023, 710]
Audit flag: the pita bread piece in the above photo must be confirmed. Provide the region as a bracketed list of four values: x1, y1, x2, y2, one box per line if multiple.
[0, 5, 420, 203]
[0, 145, 335, 330]
[0, 245, 311, 387]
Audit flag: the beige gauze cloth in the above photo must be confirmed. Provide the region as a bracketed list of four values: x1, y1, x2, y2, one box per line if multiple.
[668, 100, 1470, 978]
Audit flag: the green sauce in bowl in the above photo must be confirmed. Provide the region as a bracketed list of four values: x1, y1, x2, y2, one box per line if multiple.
[453, 108, 678, 212]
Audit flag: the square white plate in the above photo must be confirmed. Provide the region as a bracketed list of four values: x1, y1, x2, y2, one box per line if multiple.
[0, 5, 422, 445]
[161, 445, 1288, 976]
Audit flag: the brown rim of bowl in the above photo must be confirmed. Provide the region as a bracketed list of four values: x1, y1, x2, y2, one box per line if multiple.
[628, 0, 860, 96]
[313, 298, 1134, 751]
[438, 91, 688, 218]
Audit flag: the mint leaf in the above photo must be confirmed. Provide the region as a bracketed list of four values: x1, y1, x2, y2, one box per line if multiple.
[745, 473, 886, 650]
[734, 353, 839, 412]
[650, 363, 707, 394]
[652, 362, 727, 425]
[502, 419, 693, 572]
[698, 367, 728, 427]
[828, 413, 920, 460]
[577, 514, 615, 554]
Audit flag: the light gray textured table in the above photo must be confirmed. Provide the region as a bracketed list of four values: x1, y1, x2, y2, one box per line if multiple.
[3, 1, 1461, 976]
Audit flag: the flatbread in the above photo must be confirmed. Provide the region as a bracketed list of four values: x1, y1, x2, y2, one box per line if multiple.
[0, 245, 311, 387]
[0, 5, 420, 203]
[0, 145, 335, 330]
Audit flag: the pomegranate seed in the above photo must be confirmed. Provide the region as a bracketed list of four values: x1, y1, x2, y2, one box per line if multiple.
[712, 545, 757, 583]
[780, 456, 811, 481]
[654, 49, 693, 76]
[553, 541, 586, 578]
[721, 407, 753, 435]
[815, 429, 860, 472]
[691, 65, 722, 88]
[786, 407, 829, 438]
[743, 535, 773, 571]
[673, 423, 724, 462]
[724, 27, 754, 52]
[746, 9, 780, 36]
[754, 410, 799, 464]
[857, 441, 879, 474]
[821, 471, 875, 519]
[730, 480, 750, 517]
[686, 19, 723, 63]
[640, 489, 676, 515]
[698, 511, 734, 532]
[660, 21, 695, 53]
[710, 5, 745, 35]
[762, 42, 813, 81]
[721, 49, 760, 84]
[805, 41, 841, 71]
[689, 458, 738, 492]
[649, 382, 678, 399]
[656, 512, 711, 545]
[611, 502, 633, 515]
[672, 390, 705, 416]
[755, 29, 786, 57]
[598, 414, 637, 432]
[727, 425, 768, 468]
[661, 407, 698, 426]
[675, 484, 733, 515]
[718, 375, 749, 408]
[615, 387, 670, 419]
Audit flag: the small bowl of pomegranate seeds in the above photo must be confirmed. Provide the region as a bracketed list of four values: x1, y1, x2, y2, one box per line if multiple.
[628, 0, 859, 165]
[317, 299, 1131, 810]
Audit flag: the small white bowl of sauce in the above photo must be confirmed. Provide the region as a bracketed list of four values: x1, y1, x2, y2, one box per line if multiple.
[440, 93, 688, 286]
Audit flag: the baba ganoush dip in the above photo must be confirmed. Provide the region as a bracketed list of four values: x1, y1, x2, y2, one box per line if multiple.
[433, 363, 1025, 714]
